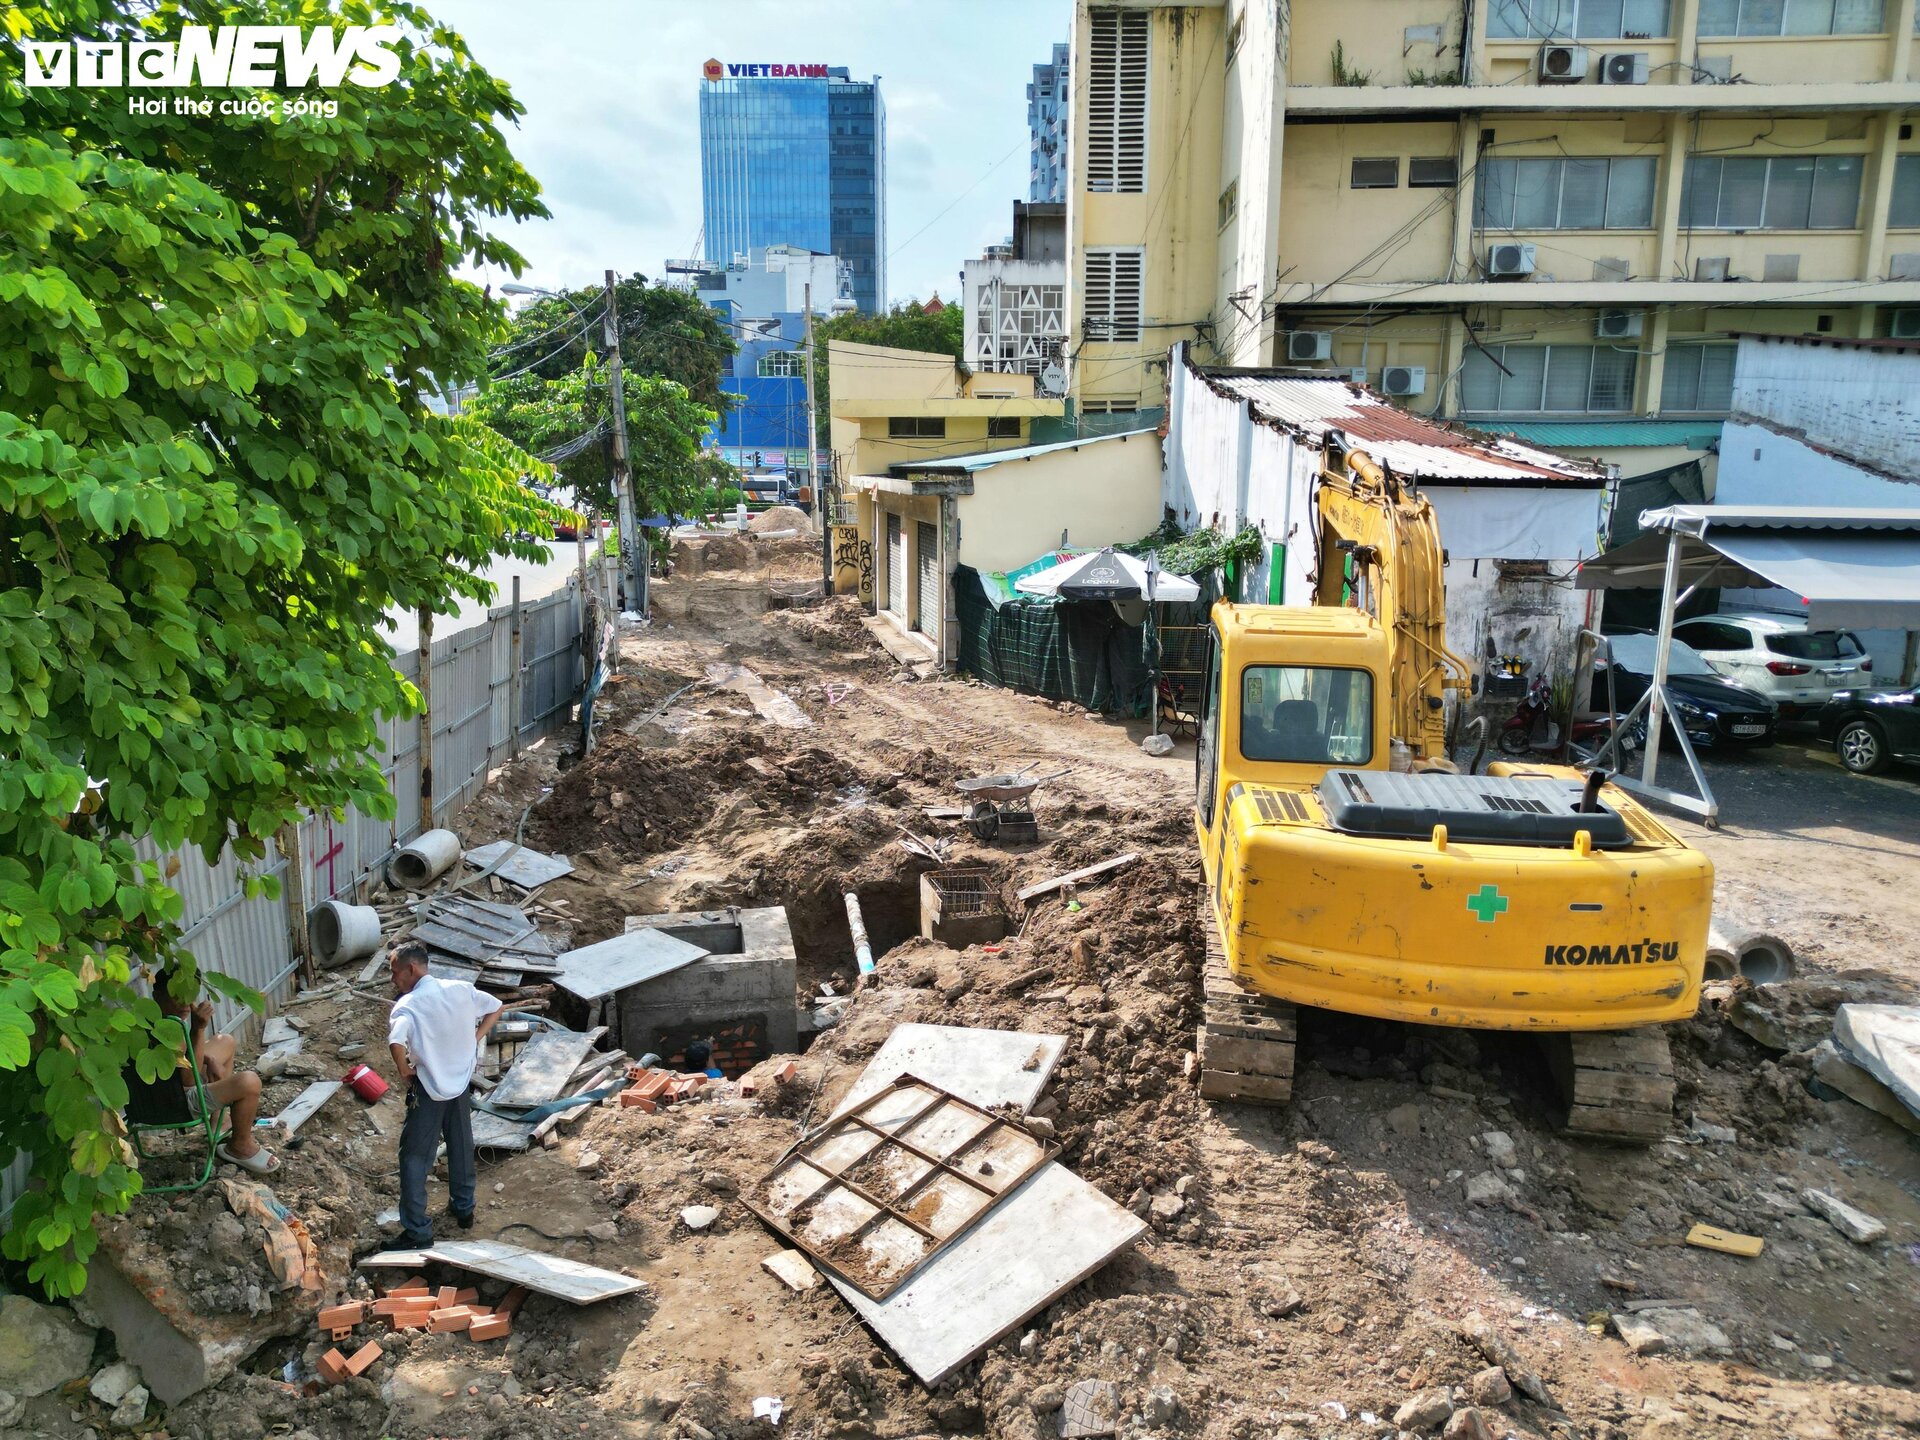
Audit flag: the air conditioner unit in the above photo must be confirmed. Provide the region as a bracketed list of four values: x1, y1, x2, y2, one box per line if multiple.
[1598, 52, 1649, 84]
[1891, 308, 1920, 339]
[1595, 309, 1643, 340]
[1381, 365, 1427, 397]
[1487, 242, 1537, 278]
[1538, 44, 1589, 82]
[1344, 367, 1370, 385]
[1693, 256, 1731, 281]
[1287, 330, 1334, 362]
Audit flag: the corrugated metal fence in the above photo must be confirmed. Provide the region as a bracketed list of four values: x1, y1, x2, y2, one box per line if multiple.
[2, 563, 601, 1216]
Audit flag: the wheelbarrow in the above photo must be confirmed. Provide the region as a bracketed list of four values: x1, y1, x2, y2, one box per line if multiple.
[954, 762, 1071, 842]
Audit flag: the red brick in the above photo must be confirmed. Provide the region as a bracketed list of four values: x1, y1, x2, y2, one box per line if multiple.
[454, 1287, 479, 1305]
[468, 1313, 512, 1341]
[436, 1285, 458, 1308]
[496, 1285, 530, 1317]
[772, 1061, 797, 1084]
[318, 1302, 366, 1330]
[388, 1311, 431, 1331]
[617, 1088, 657, 1110]
[429, 1307, 473, 1332]
[318, 1349, 349, 1385]
[384, 1283, 430, 1298]
[740, 1079, 758, 1097]
[627, 1070, 671, 1098]
[344, 1341, 383, 1376]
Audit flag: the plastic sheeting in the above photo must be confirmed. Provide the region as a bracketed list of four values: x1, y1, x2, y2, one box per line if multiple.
[1423, 484, 1604, 561]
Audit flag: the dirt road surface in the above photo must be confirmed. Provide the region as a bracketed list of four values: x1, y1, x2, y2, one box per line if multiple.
[55, 534, 1919, 1440]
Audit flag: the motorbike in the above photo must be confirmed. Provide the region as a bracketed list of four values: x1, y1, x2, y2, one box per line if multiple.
[1499, 676, 1643, 761]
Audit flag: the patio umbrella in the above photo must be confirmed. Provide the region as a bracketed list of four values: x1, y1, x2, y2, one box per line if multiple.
[1013, 546, 1201, 602]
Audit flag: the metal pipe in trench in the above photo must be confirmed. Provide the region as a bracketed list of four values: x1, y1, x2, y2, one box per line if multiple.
[844, 892, 875, 979]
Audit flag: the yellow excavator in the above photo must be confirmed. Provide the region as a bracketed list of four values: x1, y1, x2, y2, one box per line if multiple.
[1193, 433, 1713, 1142]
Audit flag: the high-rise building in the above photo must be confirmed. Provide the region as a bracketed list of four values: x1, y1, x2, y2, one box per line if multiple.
[1064, 1, 1920, 482]
[698, 61, 887, 314]
[1028, 41, 1069, 203]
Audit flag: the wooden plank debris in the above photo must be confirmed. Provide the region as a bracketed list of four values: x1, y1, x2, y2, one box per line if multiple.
[358, 1238, 644, 1304]
[488, 1031, 597, 1109]
[826, 1162, 1146, 1385]
[1015, 853, 1139, 905]
[553, 928, 708, 1003]
[464, 841, 576, 891]
[830, 1024, 1065, 1121]
[267, 1080, 343, 1140]
[1685, 1223, 1764, 1257]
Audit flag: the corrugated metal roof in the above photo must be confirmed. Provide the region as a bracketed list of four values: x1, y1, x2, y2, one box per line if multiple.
[1641, 504, 1920, 533]
[889, 427, 1158, 475]
[1195, 370, 1606, 487]
[1478, 420, 1723, 449]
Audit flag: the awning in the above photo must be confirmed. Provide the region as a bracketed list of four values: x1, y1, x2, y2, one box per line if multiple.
[1578, 505, 1920, 630]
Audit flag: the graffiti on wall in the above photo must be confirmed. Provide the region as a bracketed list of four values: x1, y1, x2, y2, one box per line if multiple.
[831, 523, 872, 603]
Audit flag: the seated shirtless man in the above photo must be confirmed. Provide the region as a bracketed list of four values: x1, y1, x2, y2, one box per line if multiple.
[155, 970, 279, 1175]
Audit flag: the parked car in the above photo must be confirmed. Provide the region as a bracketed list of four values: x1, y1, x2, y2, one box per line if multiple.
[1592, 633, 1778, 750]
[1816, 686, 1920, 775]
[1670, 612, 1873, 719]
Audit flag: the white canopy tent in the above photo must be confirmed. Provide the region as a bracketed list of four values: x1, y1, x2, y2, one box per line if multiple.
[1576, 505, 1920, 823]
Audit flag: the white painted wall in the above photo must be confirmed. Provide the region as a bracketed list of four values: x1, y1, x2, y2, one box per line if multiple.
[1731, 336, 1920, 481]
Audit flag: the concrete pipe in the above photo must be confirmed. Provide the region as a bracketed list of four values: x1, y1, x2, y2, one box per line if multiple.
[309, 900, 383, 969]
[1710, 919, 1796, 986]
[389, 828, 462, 890]
[1703, 926, 1740, 983]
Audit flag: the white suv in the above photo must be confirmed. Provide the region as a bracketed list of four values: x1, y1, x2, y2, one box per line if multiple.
[1671, 612, 1873, 719]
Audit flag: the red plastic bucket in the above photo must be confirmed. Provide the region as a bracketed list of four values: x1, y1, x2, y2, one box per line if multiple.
[343, 1064, 388, 1103]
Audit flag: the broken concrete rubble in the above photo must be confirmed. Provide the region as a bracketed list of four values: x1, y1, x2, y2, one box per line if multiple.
[1802, 1187, 1887, 1243]
[0, 1292, 96, 1397]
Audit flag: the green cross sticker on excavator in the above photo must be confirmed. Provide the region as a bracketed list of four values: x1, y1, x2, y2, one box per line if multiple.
[1467, 884, 1509, 923]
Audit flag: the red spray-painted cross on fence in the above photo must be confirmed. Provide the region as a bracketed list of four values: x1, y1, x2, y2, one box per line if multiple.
[313, 816, 346, 898]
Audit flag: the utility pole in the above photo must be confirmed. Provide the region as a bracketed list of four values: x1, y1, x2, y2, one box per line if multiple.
[603, 268, 645, 616]
[806, 280, 830, 593]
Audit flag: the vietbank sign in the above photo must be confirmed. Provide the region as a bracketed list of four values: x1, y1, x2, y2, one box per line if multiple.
[702, 59, 831, 80]
[18, 24, 402, 119]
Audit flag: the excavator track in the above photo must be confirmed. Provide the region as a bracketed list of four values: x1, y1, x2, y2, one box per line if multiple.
[1195, 895, 1296, 1107]
[1554, 1029, 1677, 1144]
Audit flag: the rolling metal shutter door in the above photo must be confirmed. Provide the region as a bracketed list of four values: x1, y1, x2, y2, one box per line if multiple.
[886, 513, 905, 617]
[915, 521, 940, 637]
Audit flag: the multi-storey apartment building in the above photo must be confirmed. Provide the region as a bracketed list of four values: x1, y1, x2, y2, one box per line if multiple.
[1030, 41, 1071, 203]
[1066, 0, 1920, 473]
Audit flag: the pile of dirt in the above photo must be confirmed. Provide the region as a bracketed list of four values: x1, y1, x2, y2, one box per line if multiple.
[748, 504, 814, 535]
[528, 728, 882, 860]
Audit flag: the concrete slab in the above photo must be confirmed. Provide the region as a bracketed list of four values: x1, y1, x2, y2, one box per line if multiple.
[830, 1023, 1065, 1121]
[826, 1161, 1146, 1385]
[464, 841, 575, 890]
[617, 906, 799, 1058]
[1810, 1039, 1920, 1135]
[359, 1238, 644, 1304]
[554, 928, 709, 1003]
[1832, 1003, 1920, 1122]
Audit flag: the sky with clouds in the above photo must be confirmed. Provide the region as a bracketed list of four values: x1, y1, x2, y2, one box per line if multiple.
[431, 0, 1071, 307]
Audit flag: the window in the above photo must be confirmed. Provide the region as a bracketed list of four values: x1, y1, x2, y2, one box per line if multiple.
[888, 417, 945, 438]
[987, 417, 1022, 438]
[1699, 0, 1883, 32]
[1891, 154, 1920, 227]
[1239, 666, 1374, 765]
[1226, 9, 1246, 63]
[1409, 156, 1459, 188]
[1476, 156, 1657, 229]
[1487, 0, 1671, 37]
[1683, 154, 1863, 229]
[1676, 619, 1755, 650]
[1087, 8, 1149, 194]
[1766, 629, 1864, 659]
[1351, 157, 1400, 189]
[1082, 248, 1145, 343]
[1196, 629, 1221, 825]
[1660, 344, 1736, 412]
[1462, 345, 1639, 412]
[756, 351, 804, 378]
[1218, 179, 1239, 228]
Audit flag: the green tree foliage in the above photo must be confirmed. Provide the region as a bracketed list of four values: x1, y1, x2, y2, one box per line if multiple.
[810, 301, 965, 441]
[466, 353, 727, 520]
[501, 276, 736, 419]
[0, 0, 549, 1295]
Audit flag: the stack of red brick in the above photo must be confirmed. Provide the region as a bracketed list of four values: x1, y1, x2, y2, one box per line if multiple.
[313, 1278, 529, 1383]
[616, 1067, 706, 1113]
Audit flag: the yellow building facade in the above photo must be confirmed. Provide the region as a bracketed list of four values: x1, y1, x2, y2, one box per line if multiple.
[1067, 0, 1920, 475]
